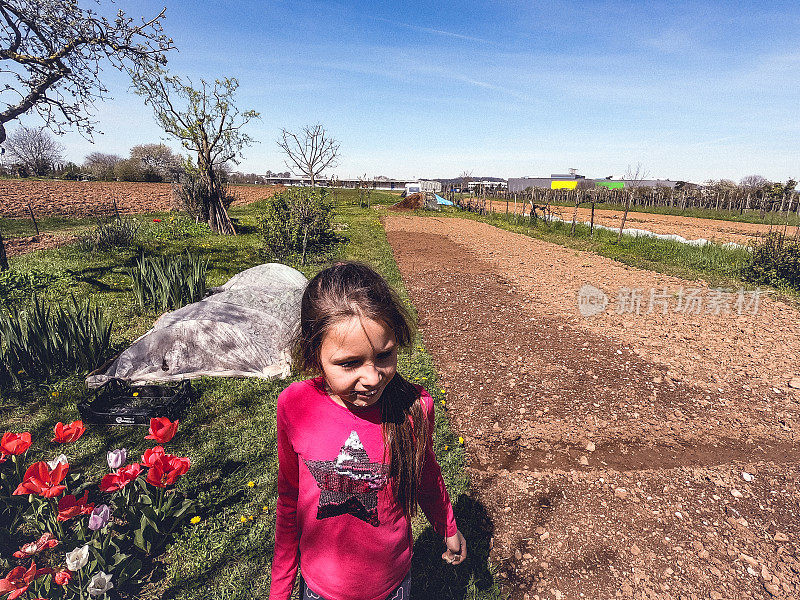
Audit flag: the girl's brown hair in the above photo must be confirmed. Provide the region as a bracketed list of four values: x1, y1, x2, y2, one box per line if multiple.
[292, 261, 428, 518]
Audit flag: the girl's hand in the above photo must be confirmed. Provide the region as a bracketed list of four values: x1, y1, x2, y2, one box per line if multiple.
[442, 529, 467, 565]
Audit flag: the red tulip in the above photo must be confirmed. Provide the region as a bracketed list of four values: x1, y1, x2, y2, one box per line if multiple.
[57, 491, 94, 522]
[153, 218, 162, 222]
[146, 454, 191, 488]
[145, 417, 178, 443]
[1, 432, 32, 456]
[0, 562, 53, 600]
[13, 461, 69, 498]
[51, 421, 85, 444]
[141, 445, 165, 467]
[54, 570, 72, 586]
[99, 462, 142, 492]
[12, 533, 59, 558]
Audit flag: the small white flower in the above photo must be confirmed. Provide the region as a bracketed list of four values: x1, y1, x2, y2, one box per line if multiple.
[47, 454, 69, 470]
[87, 571, 113, 597]
[107, 448, 127, 470]
[66, 544, 89, 571]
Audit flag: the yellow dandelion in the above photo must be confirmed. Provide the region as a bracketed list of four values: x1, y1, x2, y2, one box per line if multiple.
[190, 516, 201, 524]
[248, 515, 254, 520]
[262, 506, 269, 511]
[414, 377, 420, 381]
[439, 399, 446, 406]
[51, 391, 59, 398]
[240, 516, 247, 523]
[17, 370, 24, 375]
[444, 445, 449, 451]
[132, 392, 139, 397]
[458, 437, 464, 444]
[440, 389, 446, 393]
[247, 481, 255, 488]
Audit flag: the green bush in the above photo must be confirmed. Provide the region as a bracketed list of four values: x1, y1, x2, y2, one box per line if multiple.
[128, 251, 208, 311]
[744, 232, 800, 290]
[0, 295, 113, 385]
[258, 187, 337, 263]
[147, 215, 212, 240]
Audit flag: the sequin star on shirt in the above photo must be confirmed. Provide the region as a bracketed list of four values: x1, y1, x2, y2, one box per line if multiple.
[303, 430, 390, 527]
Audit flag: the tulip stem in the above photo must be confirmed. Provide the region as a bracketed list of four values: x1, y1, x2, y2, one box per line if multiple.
[50, 497, 65, 539]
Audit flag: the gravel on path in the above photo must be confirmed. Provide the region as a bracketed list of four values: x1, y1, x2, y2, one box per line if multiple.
[384, 214, 800, 600]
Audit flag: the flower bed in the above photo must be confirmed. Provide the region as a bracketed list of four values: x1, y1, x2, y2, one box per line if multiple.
[0, 418, 195, 599]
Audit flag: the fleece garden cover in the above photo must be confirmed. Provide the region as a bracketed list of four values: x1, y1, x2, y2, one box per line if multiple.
[86, 263, 307, 387]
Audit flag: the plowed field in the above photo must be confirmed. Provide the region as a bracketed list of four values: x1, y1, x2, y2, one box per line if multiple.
[385, 214, 800, 600]
[0, 179, 281, 218]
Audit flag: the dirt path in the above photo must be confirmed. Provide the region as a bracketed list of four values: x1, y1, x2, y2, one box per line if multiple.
[486, 200, 787, 246]
[384, 214, 800, 600]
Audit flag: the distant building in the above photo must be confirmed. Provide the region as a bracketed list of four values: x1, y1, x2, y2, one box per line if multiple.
[507, 173, 679, 193]
[467, 180, 507, 193]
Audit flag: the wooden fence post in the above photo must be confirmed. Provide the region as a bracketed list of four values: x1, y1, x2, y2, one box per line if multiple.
[27, 203, 40, 236]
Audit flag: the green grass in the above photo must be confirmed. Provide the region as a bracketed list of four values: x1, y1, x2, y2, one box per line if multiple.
[0, 201, 503, 600]
[0, 215, 94, 239]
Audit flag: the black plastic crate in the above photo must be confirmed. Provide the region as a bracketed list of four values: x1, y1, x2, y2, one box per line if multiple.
[78, 379, 192, 426]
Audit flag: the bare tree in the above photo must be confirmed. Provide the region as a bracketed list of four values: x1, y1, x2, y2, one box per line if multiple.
[130, 143, 182, 181]
[459, 170, 473, 194]
[277, 124, 340, 187]
[739, 174, 769, 190]
[0, 0, 173, 269]
[0, 0, 173, 146]
[3, 125, 63, 175]
[84, 151, 122, 181]
[617, 163, 648, 242]
[135, 70, 259, 234]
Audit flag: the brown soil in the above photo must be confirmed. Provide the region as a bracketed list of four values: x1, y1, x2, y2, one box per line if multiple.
[390, 192, 427, 211]
[384, 214, 800, 600]
[0, 180, 282, 218]
[487, 199, 787, 246]
[5, 233, 77, 258]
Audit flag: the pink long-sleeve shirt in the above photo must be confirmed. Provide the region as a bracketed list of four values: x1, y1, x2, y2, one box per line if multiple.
[269, 377, 458, 600]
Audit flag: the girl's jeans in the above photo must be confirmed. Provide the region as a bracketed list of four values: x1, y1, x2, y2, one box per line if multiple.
[299, 571, 411, 600]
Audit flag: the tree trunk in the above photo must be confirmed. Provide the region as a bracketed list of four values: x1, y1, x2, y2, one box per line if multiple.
[0, 228, 8, 271]
[570, 198, 580, 235]
[617, 192, 633, 243]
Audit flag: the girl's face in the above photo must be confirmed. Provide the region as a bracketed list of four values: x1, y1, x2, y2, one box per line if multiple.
[319, 316, 398, 409]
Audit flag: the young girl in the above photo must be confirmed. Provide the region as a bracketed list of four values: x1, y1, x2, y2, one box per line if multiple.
[269, 262, 466, 600]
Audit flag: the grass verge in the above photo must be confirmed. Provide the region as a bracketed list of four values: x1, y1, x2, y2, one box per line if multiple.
[0, 200, 502, 600]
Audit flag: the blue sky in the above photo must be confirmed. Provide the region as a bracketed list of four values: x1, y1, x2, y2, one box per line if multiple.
[11, 0, 800, 182]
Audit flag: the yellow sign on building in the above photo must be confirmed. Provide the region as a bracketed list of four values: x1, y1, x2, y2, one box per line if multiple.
[551, 180, 578, 190]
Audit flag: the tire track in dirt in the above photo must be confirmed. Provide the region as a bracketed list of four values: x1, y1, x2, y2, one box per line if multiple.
[385, 215, 800, 600]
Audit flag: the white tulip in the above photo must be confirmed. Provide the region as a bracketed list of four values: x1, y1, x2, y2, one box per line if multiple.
[87, 571, 113, 597]
[65, 544, 89, 571]
[47, 454, 68, 470]
[106, 448, 127, 470]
